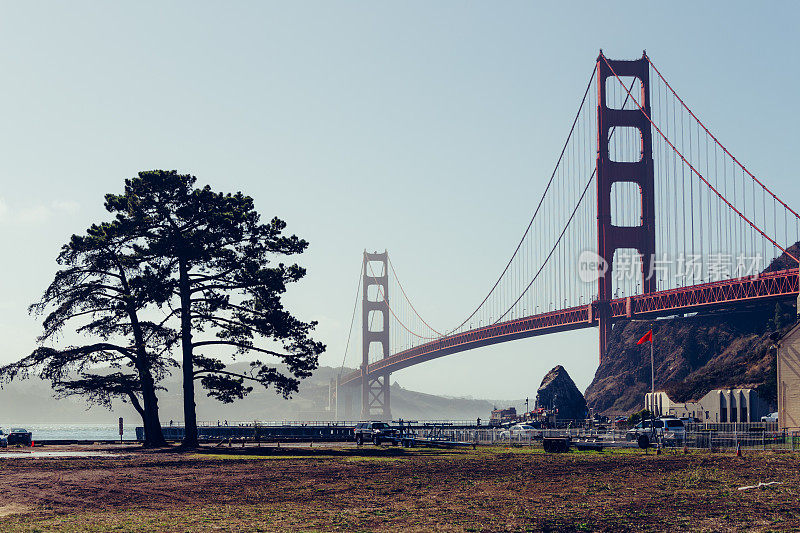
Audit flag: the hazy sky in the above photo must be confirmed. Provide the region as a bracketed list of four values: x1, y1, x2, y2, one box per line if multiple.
[1, 2, 798, 405]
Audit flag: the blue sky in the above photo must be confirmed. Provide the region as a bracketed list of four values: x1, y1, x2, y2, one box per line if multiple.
[1, 2, 798, 404]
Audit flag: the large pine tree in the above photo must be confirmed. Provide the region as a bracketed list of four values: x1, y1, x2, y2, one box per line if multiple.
[1, 221, 174, 447]
[105, 170, 324, 447]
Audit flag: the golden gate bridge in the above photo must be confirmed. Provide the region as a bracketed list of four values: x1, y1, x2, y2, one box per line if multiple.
[336, 52, 800, 421]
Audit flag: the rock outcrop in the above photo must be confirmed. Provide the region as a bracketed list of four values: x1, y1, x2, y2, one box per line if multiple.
[535, 365, 587, 421]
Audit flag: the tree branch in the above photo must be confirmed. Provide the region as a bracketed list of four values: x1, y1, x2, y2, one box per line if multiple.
[192, 340, 291, 358]
[192, 368, 268, 383]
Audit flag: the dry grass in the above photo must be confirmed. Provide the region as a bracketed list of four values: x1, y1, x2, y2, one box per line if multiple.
[0, 444, 799, 531]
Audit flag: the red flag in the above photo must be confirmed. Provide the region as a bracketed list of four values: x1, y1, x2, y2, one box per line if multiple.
[637, 330, 653, 345]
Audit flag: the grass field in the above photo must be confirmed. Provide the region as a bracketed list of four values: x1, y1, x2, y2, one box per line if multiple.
[1, 444, 799, 531]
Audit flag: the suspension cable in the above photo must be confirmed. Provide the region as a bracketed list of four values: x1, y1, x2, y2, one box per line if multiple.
[646, 54, 800, 222]
[387, 256, 443, 336]
[445, 64, 598, 335]
[495, 167, 597, 323]
[490, 77, 635, 318]
[366, 259, 438, 341]
[339, 264, 363, 375]
[602, 54, 798, 264]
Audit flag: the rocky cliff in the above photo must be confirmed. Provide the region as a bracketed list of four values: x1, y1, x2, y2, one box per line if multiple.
[585, 243, 799, 416]
[536, 365, 587, 420]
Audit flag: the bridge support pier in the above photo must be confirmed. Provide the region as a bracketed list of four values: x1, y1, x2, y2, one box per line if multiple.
[595, 51, 657, 362]
[363, 374, 391, 421]
[597, 305, 612, 363]
[329, 378, 337, 417]
[341, 385, 354, 420]
[361, 251, 392, 422]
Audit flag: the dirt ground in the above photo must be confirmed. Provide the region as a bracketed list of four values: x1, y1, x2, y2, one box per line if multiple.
[0, 443, 799, 532]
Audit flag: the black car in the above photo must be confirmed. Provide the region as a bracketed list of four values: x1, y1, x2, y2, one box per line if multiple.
[7, 428, 31, 446]
[353, 422, 399, 445]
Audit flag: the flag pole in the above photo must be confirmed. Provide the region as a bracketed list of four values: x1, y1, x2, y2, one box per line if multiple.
[650, 334, 655, 395]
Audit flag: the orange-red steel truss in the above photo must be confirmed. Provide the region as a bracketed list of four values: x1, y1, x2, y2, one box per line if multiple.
[340, 268, 798, 387]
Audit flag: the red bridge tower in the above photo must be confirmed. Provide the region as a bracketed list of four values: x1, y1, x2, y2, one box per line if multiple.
[361, 250, 392, 421]
[595, 51, 656, 362]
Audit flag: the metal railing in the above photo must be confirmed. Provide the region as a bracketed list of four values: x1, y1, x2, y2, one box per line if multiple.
[399, 427, 800, 451]
[686, 422, 779, 432]
[146, 421, 800, 452]
[172, 419, 483, 428]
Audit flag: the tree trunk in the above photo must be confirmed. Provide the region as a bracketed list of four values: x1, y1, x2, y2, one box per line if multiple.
[139, 369, 168, 447]
[127, 391, 145, 418]
[122, 267, 168, 448]
[126, 390, 152, 444]
[179, 259, 199, 448]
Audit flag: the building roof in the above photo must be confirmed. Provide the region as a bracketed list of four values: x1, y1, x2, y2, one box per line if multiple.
[779, 320, 800, 346]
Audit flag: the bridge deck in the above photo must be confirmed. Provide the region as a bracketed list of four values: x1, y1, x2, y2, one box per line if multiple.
[340, 269, 798, 387]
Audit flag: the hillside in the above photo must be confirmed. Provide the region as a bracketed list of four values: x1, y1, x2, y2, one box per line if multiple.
[0, 363, 502, 425]
[585, 243, 799, 416]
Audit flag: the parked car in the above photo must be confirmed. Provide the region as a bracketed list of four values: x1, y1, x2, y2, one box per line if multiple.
[626, 417, 685, 446]
[612, 416, 628, 429]
[7, 428, 32, 446]
[761, 412, 778, 422]
[0, 429, 7, 448]
[353, 422, 400, 446]
[499, 424, 542, 440]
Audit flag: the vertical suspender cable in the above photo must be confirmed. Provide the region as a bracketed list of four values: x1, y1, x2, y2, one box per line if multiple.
[339, 266, 363, 375]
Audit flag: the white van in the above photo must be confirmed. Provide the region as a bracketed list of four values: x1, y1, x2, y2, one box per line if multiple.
[626, 417, 685, 446]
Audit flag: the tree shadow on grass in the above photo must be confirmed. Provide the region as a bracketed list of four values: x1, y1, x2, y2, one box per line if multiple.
[189, 444, 467, 459]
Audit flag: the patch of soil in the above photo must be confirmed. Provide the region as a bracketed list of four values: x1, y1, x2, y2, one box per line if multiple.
[1, 444, 799, 531]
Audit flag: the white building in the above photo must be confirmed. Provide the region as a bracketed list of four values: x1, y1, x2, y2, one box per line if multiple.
[644, 388, 770, 423]
[777, 322, 800, 430]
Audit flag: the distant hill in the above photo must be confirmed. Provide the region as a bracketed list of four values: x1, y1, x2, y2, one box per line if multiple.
[585, 243, 799, 416]
[0, 362, 508, 425]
